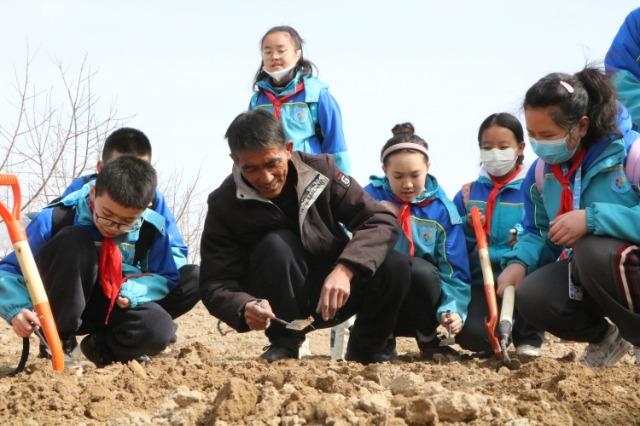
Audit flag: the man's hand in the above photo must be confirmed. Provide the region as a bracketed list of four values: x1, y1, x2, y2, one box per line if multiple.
[496, 263, 526, 297]
[116, 296, 131, 309]
[244, 299, 275, 331]
[549, 209, 587, 247]
[316, 263, 353, 321]
[11, 309, 40, 338]
[439, 311, 463, 335]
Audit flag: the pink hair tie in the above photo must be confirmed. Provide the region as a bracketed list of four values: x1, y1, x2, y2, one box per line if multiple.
[381, 142, 429, 162]
[559, 80, 574, 94]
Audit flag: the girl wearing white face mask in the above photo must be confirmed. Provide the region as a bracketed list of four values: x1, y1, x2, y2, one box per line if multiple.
[453, 113, 543, 357]
[249, 26, 351, 175]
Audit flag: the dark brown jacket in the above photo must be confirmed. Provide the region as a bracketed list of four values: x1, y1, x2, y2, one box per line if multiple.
[199, 152, 399, 331]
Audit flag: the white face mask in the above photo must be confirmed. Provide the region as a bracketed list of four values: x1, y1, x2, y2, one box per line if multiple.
[262, 64, 296, 82]
[480, 148, 517, 177]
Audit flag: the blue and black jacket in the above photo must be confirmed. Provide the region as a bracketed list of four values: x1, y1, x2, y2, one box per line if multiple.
[250, 72, 351, 174]
[502, 135, 640, 273]
[365, 175, 472, 322]
[0, 182, 180, 322]
[453, 167, 528, 286]
[64, 174, 187, 270]
[606, 7, 640, 130]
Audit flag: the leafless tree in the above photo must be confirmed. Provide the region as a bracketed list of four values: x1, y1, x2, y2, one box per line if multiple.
[0, 49, 206, 263]
[0, 48, 122, 211]
[158, 167, 206, 264]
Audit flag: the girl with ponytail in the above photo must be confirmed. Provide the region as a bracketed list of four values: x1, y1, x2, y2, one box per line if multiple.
[499, 67, 640, 368]
[364, 123, 471, 359]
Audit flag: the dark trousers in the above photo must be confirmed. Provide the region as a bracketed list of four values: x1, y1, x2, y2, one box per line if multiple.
[394, 257, 442, 338]
[516, 235, 640, 346]
[37, 227, 177, 361]
[456, 285, 543, 353]
[248, 230, 411, 353]
[158, 264, 200, 319]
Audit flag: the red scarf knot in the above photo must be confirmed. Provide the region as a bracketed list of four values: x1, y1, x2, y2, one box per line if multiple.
[99, 238, 124, 325]
[549, 148, 586, 217]
[395, 197, 433, 256]
[484, 166, 522, 238]
[261, 82, 305, 120]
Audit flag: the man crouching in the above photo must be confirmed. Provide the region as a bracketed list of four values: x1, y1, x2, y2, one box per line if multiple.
[199, 110, 410, 363]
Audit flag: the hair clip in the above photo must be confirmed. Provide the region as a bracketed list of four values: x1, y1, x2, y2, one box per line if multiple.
[559, 80, 574, 94]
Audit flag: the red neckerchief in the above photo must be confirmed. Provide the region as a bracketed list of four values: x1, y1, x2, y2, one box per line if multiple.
[395, 196, 433, 256]
[549, 148, 587, 217]
[99, 238, 123, 325]
[261, 82, 305, 120]
[484, 166, 522, 237]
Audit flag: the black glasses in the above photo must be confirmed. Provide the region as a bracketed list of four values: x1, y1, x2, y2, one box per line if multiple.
[94, 213, 138, 232]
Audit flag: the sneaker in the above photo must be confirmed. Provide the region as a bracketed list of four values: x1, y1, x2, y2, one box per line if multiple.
[516, 344, 542, 357]
[635, 347, 640, 365]
[417, 335, 459, 360]
[580, 324, 633, 368]
[260, 344, 299, 363]
[345, 336, 397, 364]
[80, 333, 115, 368]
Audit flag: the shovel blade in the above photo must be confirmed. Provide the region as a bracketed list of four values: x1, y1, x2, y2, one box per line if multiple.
[439, 337, 455, 347]
[285, 316, 314, 331]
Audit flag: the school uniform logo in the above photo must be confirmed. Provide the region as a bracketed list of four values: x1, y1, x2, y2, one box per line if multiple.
[611, 171, 631, 193]
[335, 172, 351, 189]
[295, 109, 308, 122]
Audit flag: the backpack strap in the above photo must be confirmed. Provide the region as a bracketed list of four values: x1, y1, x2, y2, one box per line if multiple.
[534, 159, 546, 196]
[307, 102, 324, 145]
[50, 204, 156, 268]
[626, 136, 640, 185]
[51, 205, 76, 236]
[133, 221, 156, 267]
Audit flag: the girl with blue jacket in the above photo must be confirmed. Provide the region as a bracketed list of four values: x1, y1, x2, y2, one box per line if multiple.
[365, 123, 471, 358]
[453, 113, 543, 357]
[249, 26, 351, 174]
[499, 67, 640, 368]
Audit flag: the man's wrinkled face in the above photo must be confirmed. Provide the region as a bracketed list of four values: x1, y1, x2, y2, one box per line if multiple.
[234, 142, 292, 199]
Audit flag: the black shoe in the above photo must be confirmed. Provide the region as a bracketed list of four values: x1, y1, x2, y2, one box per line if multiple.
[38, 336, 78, 359]
[80, 333, 115, 368]
[345, 336, 397, 364]
[417, 335, 459, 360]
[260, 344, 299, 363]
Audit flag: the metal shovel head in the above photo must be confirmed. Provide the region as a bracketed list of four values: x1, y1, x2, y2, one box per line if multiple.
[285, 316, 314, 331]
[439, 337, 455, 346]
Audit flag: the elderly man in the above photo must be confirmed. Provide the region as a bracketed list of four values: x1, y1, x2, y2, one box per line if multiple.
[199, 110, 410, 363]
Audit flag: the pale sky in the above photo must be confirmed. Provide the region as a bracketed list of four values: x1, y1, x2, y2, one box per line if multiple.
[1, 0, 638, 199]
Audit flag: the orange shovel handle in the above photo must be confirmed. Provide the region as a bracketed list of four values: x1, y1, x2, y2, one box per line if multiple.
[470, 206, 502, 360]
[0, 174, 64, 372]
[0, 175, 26, 242]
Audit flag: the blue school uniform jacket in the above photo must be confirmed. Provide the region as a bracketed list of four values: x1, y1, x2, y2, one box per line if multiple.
[0, 183, 180, 322]
[250, 72, 351, 174]
[453, 167, 528, 286]
[606, 7, 640, 130]
[365, 175, 471, 322]
[502, 136, 640, 272]
[64, 175, 188, 269]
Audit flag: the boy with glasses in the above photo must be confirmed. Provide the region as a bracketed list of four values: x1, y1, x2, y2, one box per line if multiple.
[0, 156, 179, 367]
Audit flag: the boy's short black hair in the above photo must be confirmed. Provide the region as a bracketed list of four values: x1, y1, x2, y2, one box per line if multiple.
[102, 127, 152, 162]
[225, 110, 286, 157]
[95, 156, 157, 210]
